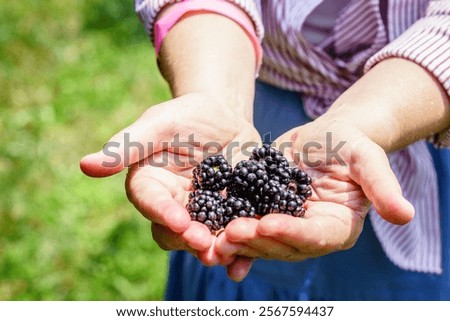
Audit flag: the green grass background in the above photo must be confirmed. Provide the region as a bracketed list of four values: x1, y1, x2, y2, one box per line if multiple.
[0, 0, 172, 300]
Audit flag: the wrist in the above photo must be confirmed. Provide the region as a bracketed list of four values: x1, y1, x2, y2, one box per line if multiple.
[159, 13, 256, 122]
[316, 105, 399, 152]
[321, 58, 450, 153]
[177, 91, 254, 124]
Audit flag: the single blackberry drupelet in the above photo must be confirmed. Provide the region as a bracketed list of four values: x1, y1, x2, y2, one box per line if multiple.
[192, 155, 232, 191]
[186, 189, 226, 232]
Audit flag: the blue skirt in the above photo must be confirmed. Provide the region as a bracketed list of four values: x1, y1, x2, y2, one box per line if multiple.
[165, 81, 450, 300]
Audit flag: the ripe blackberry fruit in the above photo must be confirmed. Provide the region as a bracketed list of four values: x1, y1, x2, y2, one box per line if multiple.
[187, 147, 312, 230]
[288, 167, 313, 201]
[249, 179, 283, 215]
[186, 189, 226, 232]
[224, 196, 256, 226]
[227, 159, 269, 200]
[271, 189, 305, 217]
[192, 155, 232, 191]
[250, 144, 291, 185]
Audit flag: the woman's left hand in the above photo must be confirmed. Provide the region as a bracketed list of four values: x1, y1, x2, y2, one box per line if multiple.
[215, 119, 415, 278]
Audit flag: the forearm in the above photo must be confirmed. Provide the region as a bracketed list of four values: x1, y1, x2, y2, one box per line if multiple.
[158, 12, 256, 122]
[319, 58, 450, 152]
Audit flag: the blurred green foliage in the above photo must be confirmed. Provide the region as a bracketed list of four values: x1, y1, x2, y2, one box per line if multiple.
[0, 0, 172, 300]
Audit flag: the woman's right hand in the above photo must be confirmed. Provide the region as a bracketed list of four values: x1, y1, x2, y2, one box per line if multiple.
[80, 93, 261, 266]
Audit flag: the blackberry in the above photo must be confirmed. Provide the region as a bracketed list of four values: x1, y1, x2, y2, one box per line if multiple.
[250, 146, 312, 216]
[227, 159, 269, 207]
[224, 196, 256, 226]
[251, 144, 289, 168]
[254, 179, 283, 215]
[271, 189, 305, 217]
[187, 147, 312, 230]
[192, 155, 232, 191]
[250, 144, 291, 185]
[186, 189, 226, 232]
[288, 167, 313, 201]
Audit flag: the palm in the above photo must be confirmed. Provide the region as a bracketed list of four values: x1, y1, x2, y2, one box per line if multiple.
[215, 120, 414, 262]
[81, 93, 261, 261]
[125, 121, 260, 259]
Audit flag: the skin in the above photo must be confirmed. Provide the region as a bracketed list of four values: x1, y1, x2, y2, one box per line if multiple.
[80, 12, 450, 282]
[216, 58, 449, 279]
[81, 14, 260, 272]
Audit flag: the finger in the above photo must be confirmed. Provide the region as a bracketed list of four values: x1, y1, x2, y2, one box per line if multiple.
[223, 218, 267, 257]
[80, 103, 177, 177]
[224, 218, 259, 243]
[151, 223, 190, 251]
[226, 256, 254, 282]
[257, 204, 362, 255]
[196, 248, 222, 266]
[215, 228, 257, 257]
[218, 233, 298, 259]
[214, 231, 246, 266]
[126, 166, 191, 233]
[79, 150, 125, 178]
[181, 222, 215, 251]
[222, 218, 300, 259]
[197, 237, 235, 266]
[152, 222, 215, 253]
[351, 139, 415, 225]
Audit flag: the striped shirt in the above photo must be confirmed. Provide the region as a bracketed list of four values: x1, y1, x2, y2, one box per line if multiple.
[135, 0, 450, 274]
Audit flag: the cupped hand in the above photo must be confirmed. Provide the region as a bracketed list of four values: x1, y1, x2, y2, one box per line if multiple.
[80, 93, 261, 266]
[215, 119, 415, 275]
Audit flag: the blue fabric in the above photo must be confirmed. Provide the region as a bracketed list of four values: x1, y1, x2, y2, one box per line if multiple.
[165, 80, 450, 300]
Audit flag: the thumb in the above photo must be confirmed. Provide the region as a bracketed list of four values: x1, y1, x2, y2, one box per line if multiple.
[351, 139, 415, 225]
[80, 103, 177, 177]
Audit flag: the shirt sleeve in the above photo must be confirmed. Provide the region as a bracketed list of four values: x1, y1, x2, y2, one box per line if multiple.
[364, 0, 450, 147]
[134, 0, 264, 43]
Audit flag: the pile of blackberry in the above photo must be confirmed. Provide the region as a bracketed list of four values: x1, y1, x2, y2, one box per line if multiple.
[186, 145, 312, 232]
